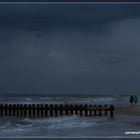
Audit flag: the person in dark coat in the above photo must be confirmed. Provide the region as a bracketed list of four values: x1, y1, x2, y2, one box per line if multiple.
[129, 96, 134, 105]
[134, 96, 138, 104]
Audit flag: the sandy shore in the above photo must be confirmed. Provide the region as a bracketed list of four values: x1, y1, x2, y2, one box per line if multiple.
[115, 105, 140, 115]
[115, 105, 140, 126]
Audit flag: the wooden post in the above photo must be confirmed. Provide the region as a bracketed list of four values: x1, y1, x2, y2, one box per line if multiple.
[93, 105, 97, 116]
[19, 104, 22, 117]
[104, 105, 108, 116]
[13, 104, 16, 116]
[15, 104, 17, 116]
[89, 105, 93, 116]
[65, 104, 69, 116]
[110, 105, 114, 117]
[43, 104, 46, 117]
[20, 104, 23, 117]
[45, 104, 48, 117]
[0, 104, 2, 116]
[28, 104, 31, 117]
[40, 104, 44, 117]
[37, 104, 40, 117]
[59, 104, 63, 116]
[50, 104, 53, 117]
[79, 105, 83, 116]
[16, 104, 19, 117]
[98, 105, 102, 116]
[5, 104, 8, 116]
[84, 105, 88, 116]
[74, 105, 78, 115]
[9, 104, 12, 116]
[32, 104, 35, 117]
[70, 105, 73, 115]
[23, 104, 26, 117]
[54, 104, 58, 117]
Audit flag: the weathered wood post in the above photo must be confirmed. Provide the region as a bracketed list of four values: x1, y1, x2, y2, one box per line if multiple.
[89, 105, 93, 116]
[13, 104, 16, 116]
[23, 104, 27, 117]
[9, 104, 12, 116]
[40, 104, 43, 117]
[15, 104, 17, 116]
[84, 105, 88, 116]
[59, 104, 63, 116]
[20, 104, 23, 117]
[32, 104, 35, 117]
[5, 104, 8, 116]
[93, 105, 97, 116]
[70, 104, 73, 115]
[37, 104, 40, 117]
[28, 104, 31, 117]
[98, 105, 102, 116]
[19, 104, 22, 117]
[0, 104, 3, 116]
[54, 104, 58, 117]
[20, 104, 22, 117]
[104, 105, 108, 116]
[63, 104, 66, 115]
[16, 104, 19, 117]
[74, 104, 78, 115]
[79, 105, 83, 116]
[45, 104, 48, 117]
[65, 104, 69, 116]
[50, 104, 53, 117]
[110, 105, 114, 117]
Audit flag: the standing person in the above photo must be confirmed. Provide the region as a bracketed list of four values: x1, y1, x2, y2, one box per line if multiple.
[129, 96, 134, 105]
[134, 96, 138, 104]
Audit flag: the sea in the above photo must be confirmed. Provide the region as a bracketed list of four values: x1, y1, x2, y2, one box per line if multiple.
[0, 94, 139, 138]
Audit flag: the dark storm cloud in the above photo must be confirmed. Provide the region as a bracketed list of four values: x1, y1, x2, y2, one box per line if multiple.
[0, 4, 140, 94]
[0, 4, 140, 31]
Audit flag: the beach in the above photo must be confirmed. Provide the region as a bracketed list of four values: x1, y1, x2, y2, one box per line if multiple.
[115, 105, 140, 127]
[0, 95, 139, 137]
[116, 105, 140, 115]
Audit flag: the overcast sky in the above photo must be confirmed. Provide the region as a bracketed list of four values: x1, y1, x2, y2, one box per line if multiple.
[0, 3, 140, 95]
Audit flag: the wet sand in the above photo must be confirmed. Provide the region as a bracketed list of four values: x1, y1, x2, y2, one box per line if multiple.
[115, 105, 140, 115]
[115, 105, 140, 126]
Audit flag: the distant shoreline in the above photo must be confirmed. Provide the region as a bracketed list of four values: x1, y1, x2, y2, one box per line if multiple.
[0, 91, 138, 97]
[0, 94, 132, 97]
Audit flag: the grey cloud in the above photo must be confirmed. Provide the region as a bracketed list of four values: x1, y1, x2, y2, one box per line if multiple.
[0, 4, 140, 32]
[0, 4, 140, 94]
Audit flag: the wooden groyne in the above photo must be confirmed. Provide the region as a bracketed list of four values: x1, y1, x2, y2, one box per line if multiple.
[0, 104, 114, 117]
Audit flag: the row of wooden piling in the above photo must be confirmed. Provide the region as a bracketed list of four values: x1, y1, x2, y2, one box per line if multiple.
[0, 104, 114, 117]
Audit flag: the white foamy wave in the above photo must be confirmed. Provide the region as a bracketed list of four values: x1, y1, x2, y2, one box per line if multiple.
[44, 116, 107, 129]
[21, 118, 33, 123]
[66, 97, 115, 104]
[14, 121, 33, 128]
[14, 118, 33, 128]
[40, 97, 53, 100]
[92, 97, 115, 103]
[0, 128, 25, 136]
[24, 98, 32, 101]
[14, 116, 106, 130]
[0, 121, 13, 129]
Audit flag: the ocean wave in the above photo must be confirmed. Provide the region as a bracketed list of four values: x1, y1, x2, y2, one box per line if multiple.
[0, 121, 13, 129]
[28, 115, 108, 129]
[14, 121, 33, 128]
[0, 96, 128, 105]
[0, 127, 25, 136]
[24, 98, 32, 101]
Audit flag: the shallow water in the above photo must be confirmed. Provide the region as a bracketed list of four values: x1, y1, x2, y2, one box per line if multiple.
[0, 95, 139, 137]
